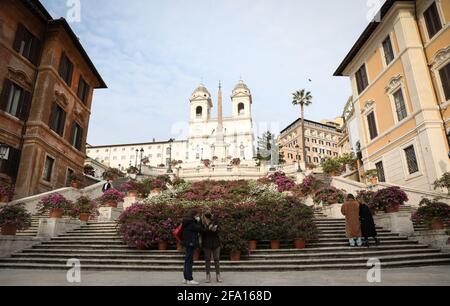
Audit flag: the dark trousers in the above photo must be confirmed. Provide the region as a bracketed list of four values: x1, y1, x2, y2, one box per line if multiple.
[204, 247, 221, 275]
[184, 246, 195, 281]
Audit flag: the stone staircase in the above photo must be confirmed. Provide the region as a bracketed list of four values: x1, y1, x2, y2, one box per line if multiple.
[1, 216, 450, 271]
[16, 214, 48, 237]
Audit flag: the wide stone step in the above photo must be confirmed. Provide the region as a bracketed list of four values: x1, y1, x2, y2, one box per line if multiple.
[306, 240, 418, 248]
[2, 253, 449, 267]
[40, 240, 127, 245]
[51, 237, 123, 241]
[317, 233, 399, 238]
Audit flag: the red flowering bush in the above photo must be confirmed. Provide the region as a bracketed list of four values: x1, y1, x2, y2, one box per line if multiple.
[299, 175, 323, 196]
[121, 180, 143, 192]
[373, 186, 408, 212]
[0, 203, 31, 230]
[356, 190, 376, 210]
[313, 187, 345, 205]
[37, 193, 73, 215]
[99, 188, 125, 204]
[267, 172, 296, 192]
[0, 185, 15, 202]
[412, 198, 450, 227]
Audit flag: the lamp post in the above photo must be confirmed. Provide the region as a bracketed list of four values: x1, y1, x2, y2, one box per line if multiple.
[139, 148, 144, 175]
[135, 149, 139, 169]
[295, 144, 301, 172]
[167, 139, 174, 174]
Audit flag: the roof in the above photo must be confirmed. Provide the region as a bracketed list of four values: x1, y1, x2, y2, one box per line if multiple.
[280, 118, 341, 135]
[20, 1, 107, 88]
[87, 140, 187, 149]
[334, 0, 411, 76]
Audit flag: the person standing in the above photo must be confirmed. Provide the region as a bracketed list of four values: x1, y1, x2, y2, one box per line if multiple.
[341, 194, 362, 247]
[181, 209, 204, 285]
[201, 209, 222, 283]
[102, 179, 112, 192]
[359, 203, 380, 247]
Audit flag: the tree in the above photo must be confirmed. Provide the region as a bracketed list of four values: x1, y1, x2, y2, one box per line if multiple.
[256, 131, 274, 162]
[292, 89, 313, 168]
[84, 165, 95, 177]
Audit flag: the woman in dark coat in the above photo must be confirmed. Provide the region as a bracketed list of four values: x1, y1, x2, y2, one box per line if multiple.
[359, 203, 380, 247]
[181, 209, 204, 285]
[201, 209, 222, 283]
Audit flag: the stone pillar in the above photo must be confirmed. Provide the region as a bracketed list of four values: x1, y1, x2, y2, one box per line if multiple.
[37, 218, 82, 238]
[373, 212, 414, 236]
[98, 207, 123, 222]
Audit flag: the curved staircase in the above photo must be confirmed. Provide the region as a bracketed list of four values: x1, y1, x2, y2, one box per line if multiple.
[1, 216, 450, 271]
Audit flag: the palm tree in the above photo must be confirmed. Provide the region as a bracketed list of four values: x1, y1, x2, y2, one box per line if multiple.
[292, 89, 313, 170]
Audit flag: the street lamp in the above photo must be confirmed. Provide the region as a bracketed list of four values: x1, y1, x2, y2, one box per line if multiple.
[139, 148, 144, 175]
[135, 149, 139, 168]
[295, 144, 301, 172]
[167, 139, 174, 174]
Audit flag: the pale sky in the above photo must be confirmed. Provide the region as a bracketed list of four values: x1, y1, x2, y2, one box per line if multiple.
[41, 0, 379, 146]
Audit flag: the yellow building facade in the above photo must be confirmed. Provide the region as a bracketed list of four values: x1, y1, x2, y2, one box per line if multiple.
[335, 0, 450, 191]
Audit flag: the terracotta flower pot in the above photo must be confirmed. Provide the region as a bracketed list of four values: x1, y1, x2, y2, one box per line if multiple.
[107, 201, 118, 208]
[386, 205, 400, 213]
[158, 241, 168, 251]
[330, 171, 337, 177]
[71, 181, 80, 189]
[248, 240, 257, 251]
[1, 224, 17, 236]
[294, 238, 306, 249]
[0, 195, 9, 203]
[49, 208, 63, 218]
[136, 245, 146, 250]
[79, 213, 90, 222]
[176, 241, 183, 251]
[431, 219, 444, 230]
[369, 177, 378, 185]
[270, 240, 280, 250]
[152, 188, 161, 194]
[193, 249, 201, 261]
[230, 251, 241, 261]
[127, 190, 138, 198]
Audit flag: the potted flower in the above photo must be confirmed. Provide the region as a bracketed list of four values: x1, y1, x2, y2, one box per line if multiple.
[155, 219, 175, 250]
[230, 158, 241, 167]
[72, 196, 96, 222]
[322, 158, 342, 177]
[158, 164, 166, 168]
[100, 188, 125, 208]
[300, 175, 323, 196]
[151, 178, 167, 194]
[365, 169, 379, 185]
[0, 203, 31, 236]
[121, 180, 142, 197]
[313, 187, 345, 205]
[126, 166, 138, 175]
[69, 173, 83, 189]
[37, 194, 72, 218]
[119, 221, 156, 250]
[356, 190, 376, 215]
[202, 159, 211, 168]
[434, 172, 450, 194]
[242, 217, 260, 251]
[373, 186, 408, 213]
[412, 199, 450, 230]
[0, 185, 14, 203]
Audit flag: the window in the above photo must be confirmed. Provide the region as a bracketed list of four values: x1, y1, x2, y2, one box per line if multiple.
[404, 145, 419, 174]
[43, 156, 54, 182]
[367, 112, 378, 140]
[238, 103, 245, 115]
[423, 2, 442, 39]
[0, 146, 21, 180]
[0, 80, 31, 121]
[375, 161, 386, 182]
[49, 104, 66, 136]
[66, 168, 74, 186]
[313, 157, 319, 163]
[382, 36, 395, 65]
[439, 62, 450, 101]
[196, 106, 202, 118]
[13, 23, 41, 65]
[71, 123, 83, 150]
[77, 76, 90, 103]
[59, 53, 73, 86]
[356, 64, 369, 94]
[393, 89, 407, 121]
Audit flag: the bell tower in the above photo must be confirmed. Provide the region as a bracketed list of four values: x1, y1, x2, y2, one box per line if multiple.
[231, 80, 252, 119]
[190, 84, 212, 122]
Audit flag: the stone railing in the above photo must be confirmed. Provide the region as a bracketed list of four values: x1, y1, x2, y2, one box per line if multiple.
[9, 181, 106, 215]
[179, 165, 266, 181]
[331, 176, 450, 207]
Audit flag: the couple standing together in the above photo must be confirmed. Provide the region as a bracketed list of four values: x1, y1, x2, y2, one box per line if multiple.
[180, 209, 222, 285]
[341, 194, 380, 247]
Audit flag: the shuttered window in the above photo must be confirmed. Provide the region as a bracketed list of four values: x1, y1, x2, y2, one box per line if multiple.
[43, 156, 54, 182]
[0, 79, 32, 121]
[375, 161, 386, 183]
[77, 76, 90, 104]
[393, 89, 408, 121]
[71, 123, 83, 151]
[0, 146, 21, 180]
[424, 2, 443, 39]
[367, 112, 378, 140]
[439, 62, 450, 101]
[404, 145, 419, 174]
[49, 103, 66, 137]
[356, 64, 369, 94]
[59, 53, 73, 87]
[12, 23, 42, 65]
[382, 36, 395, 65]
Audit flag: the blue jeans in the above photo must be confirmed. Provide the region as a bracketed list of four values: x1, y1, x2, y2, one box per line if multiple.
[349, 238, 362, 246]
[184, 246, 195, 281]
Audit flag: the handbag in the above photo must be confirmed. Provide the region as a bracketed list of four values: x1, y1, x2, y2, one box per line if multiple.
[173, 224, 183, 242]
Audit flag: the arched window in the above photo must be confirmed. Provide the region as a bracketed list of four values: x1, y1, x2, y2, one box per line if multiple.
[196, 106, 203, 118]
[238, 103, 245, 115]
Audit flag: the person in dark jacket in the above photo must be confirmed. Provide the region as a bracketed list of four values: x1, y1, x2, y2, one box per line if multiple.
[181, 209, 204, 285]
[102, 179, 112, 192]
[201, 209, 222, 283]
[359, 203, 380, 247]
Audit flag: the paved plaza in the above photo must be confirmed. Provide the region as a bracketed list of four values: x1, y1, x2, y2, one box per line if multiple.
[0, 266, 449, 286]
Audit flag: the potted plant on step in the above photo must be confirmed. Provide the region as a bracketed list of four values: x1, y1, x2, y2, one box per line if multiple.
[433, 172, 450, 195]
[37, 194, 72, 218]
[121, 180, 142, 197]
[321, 158, 342, 177]
[313, 187, 345, 206]
[0, 203, 31, 236]
[373, 186, 408, 213]
[150, 178, 167, 194]
[365, 169, 379, 185]
[356, 190, 376, 215]
[72, 196, 97, 222]
[412, 199, 450, 230]
[0, 185, 14, 203]
[100, 188, 125, 208]
[69, 173, 84, 189]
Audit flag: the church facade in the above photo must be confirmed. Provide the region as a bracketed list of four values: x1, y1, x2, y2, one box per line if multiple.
[86, 80, 256, 171]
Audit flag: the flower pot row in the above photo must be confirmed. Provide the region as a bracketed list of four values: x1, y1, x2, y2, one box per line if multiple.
[248, 238, 307, 251]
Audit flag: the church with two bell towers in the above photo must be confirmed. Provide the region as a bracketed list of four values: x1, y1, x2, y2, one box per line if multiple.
[186, 80, 255, 165]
